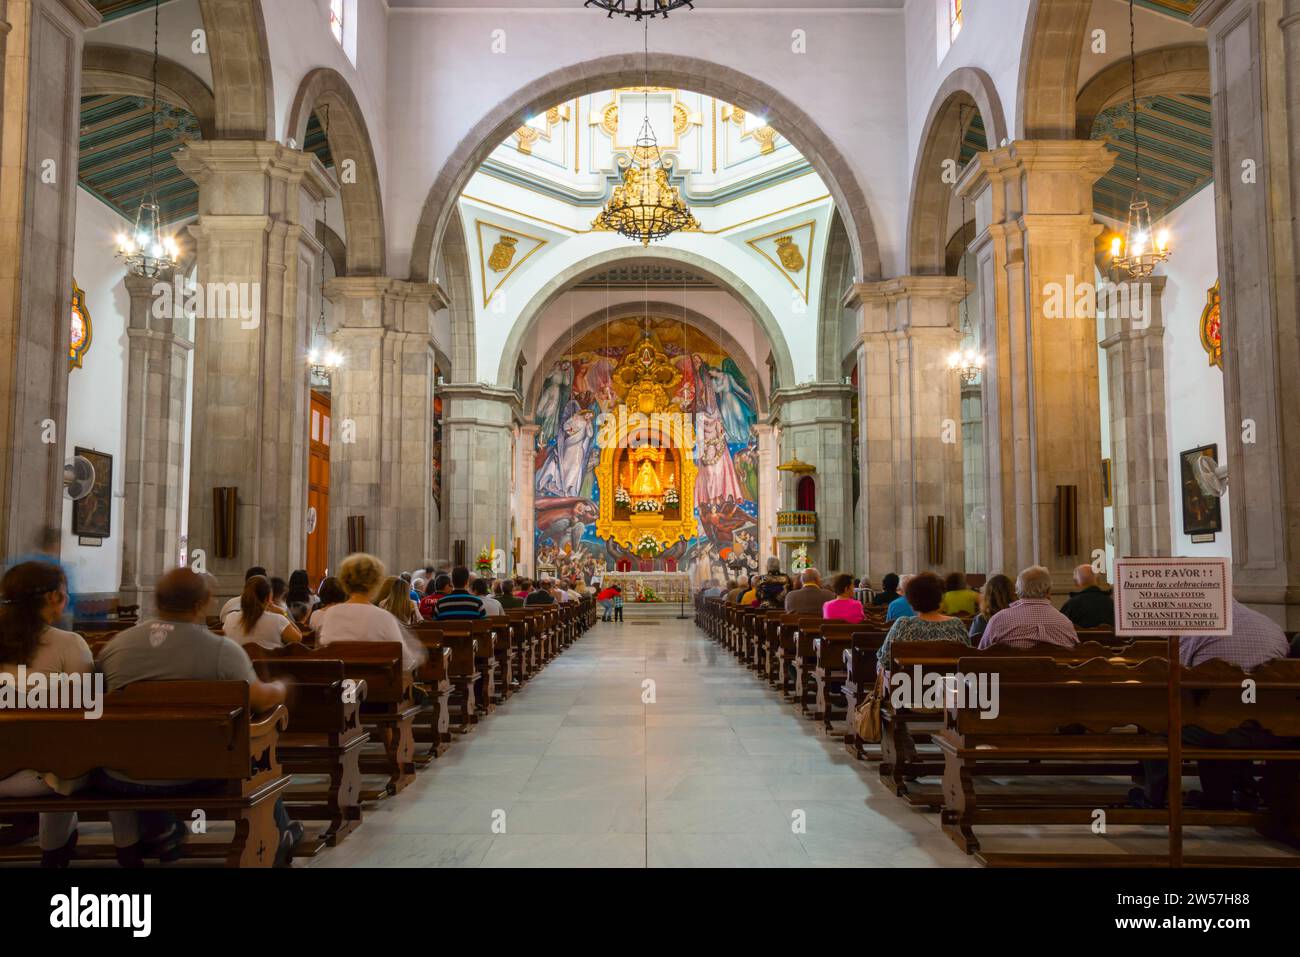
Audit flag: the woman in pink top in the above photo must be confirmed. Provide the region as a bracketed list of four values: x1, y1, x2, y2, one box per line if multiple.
[822, 573, 865, 623]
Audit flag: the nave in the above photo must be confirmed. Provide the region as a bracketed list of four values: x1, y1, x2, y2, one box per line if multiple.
[309, 618, 973, 869]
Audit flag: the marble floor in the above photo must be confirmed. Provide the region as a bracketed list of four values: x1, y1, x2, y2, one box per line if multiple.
[308, 617, 978, 868]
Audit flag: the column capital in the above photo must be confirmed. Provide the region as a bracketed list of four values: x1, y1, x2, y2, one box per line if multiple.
[175, 140, 336, 213]
[439, 382, 523, 427]
[842, 275, 969, 310]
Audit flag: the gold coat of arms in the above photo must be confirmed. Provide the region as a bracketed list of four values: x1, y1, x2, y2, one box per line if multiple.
[775, 236, 804, 273]
[489, 235, 518, 272]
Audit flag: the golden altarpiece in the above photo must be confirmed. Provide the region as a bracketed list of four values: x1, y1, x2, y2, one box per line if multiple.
[594, 335, 698, 558]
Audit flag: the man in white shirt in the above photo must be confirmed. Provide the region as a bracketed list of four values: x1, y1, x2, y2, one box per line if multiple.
[472, 577, 504, 616]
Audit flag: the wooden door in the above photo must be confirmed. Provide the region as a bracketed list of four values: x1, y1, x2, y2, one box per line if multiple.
[307, 390, 331, 587]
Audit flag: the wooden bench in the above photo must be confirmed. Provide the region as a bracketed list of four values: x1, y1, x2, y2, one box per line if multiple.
[813, 624, 885, 731]
[249, 658, 368, 850]
[937, 655, 1300, 865]
[411, 623, 480, 732]
[0, 680, 288, 867]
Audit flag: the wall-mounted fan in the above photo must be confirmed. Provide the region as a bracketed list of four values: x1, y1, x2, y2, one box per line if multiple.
[1194, 452, 1229, 498]
[63, 455, 96, 501]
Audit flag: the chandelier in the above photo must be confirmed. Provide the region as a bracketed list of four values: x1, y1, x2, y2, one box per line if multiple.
[1110, 0, 1171, 279]
[585, 0, 693, 20]
[592, 20, 698, 244]
[309, 106, 343, 381]
[947, 102, 983, 385]
[115, 0, 181, 278]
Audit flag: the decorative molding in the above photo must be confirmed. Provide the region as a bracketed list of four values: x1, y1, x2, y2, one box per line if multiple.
[474, 219, 548, 307]
[746, 220, 816, 302]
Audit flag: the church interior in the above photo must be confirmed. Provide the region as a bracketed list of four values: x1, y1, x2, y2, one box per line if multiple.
[2, 0, 1300, 887]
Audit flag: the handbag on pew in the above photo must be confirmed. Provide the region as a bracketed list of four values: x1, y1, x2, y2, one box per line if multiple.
[853, 672, 884, 744]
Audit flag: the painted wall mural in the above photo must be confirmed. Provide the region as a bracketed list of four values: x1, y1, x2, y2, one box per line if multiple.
[532, 317, 760, 584]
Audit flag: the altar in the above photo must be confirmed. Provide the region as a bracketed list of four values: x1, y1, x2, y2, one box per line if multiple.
[599, 571, 692, 603]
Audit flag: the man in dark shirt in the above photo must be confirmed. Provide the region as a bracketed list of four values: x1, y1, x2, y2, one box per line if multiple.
[525, 576, 557, 606]
[1060, 564, 1114, 628]
[872, 573, 900, 606]
[498, 580, 524, 609]
[434, 566, 486, 620]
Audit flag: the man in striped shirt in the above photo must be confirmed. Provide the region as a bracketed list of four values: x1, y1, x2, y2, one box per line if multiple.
[977, 565, 1078, 650]
[434, 566, 485, 620]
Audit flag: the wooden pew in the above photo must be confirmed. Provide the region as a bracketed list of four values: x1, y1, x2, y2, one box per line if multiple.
[249, 658, 368, 850]
[842, 631, 887, 758]
[411, 623, 480, 732]
[813, 624, 885, 731]
[0, 681, 288, 867]
[248, 642, 421, 799]
[937, 655, 1300, 865]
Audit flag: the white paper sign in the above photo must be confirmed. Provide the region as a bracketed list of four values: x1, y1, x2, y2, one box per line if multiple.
[1113, 557, 1232, 637]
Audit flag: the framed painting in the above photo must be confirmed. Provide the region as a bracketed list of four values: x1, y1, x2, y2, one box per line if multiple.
[1179, 444, 1223, 537]
[71, 447, 112, 539]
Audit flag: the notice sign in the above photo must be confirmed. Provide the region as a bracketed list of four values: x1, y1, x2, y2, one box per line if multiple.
[1114, 557, 1232, 637]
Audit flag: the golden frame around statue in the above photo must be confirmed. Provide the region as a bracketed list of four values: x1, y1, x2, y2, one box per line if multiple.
[594, 409, 698, 554]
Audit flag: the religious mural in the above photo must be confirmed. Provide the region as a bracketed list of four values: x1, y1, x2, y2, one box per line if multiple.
[532, 317, 760, 584]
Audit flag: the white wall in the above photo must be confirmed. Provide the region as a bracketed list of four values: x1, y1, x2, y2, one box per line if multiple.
[63, 192, 132, 596]
[1158, 183, 1230, 558]
[386, 6, 909, 280]
[88, 0, 212, 86]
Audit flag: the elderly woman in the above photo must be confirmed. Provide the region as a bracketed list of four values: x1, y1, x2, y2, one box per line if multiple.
[754, 557, 792, 609]
[876, 571, 970, 670]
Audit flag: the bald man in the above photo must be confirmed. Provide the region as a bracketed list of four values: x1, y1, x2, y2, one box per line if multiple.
[1060, 564, 1114, 628]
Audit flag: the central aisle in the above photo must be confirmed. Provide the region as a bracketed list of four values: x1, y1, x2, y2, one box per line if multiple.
[311, 619, 977, 868]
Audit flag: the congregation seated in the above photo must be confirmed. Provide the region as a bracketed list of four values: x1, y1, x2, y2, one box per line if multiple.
[876, 571, 970, 668]
[939, 571, 979, 616]
[822, 573, 864, 624]
[473, 577, 503, 616]
[316, 554, 426, 670]
[268, 576, 290, 617]
[222, 575, 301, 649]
[700, 580, 724, 600]
[1137, 599, 1293, 810]
[0, 561, 92, 866]
[97, 567, 300, 866]
[754, 558, 792, 609]
[379, 575, 422, 625]
[785, 568, 835, 614]
[726, 578, 749, 604]
[967, 573, 1013, 643]
[219, 564, 267, 619]
[872, 572, 900, 607]
[976, 565, 1078, 651]
[523, 577, 556, 606]
[1059, 563, 1115, 628]
[886, 574, 915, 621]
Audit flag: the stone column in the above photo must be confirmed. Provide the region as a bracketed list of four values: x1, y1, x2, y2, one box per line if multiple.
[769, 383, 856, 575]
[1192, 0, 1300, 624]
[962, 141, 1115, 591]
[118, 270, 193, 610]
[441, 384, 519, 568]
[752, 422, 777, 571]
[173, 141, 333, 597]
[0, 0, 100, 556]
[844, 277, 967, 577]
[325, 277, 445, 572]
[515, 424, 539, 576]
[1100, 273, 1171, 560]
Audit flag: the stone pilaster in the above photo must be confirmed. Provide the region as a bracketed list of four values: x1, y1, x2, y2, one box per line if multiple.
[173, 140, 333, 596]
[325, 277, 445, 572]
[962, 141, 1115, 591]
[845, 277, 967, 577]
[1100, 274, 1171, 561]
[1192, 0, 1300, 624]
[515, 424, 539, 576]
[0, 0, 100, 556]
[769, 383, 856, 575]
[118, 270, 193, 610]
[752, 422, 777, 571]
[442, 384, 520, 568]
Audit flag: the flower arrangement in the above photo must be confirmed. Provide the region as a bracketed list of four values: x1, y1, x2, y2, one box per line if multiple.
[634, 533, 660, 557]
[475, 547, 493, 575]
[632, 498, 662, 513]
[634, 582, 661, 603]
[614, 485, 631, 508]
[663, 486, 679, 508]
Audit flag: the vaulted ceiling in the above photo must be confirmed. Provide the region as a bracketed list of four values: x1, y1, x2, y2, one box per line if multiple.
[1135, 0, 1203, 20]
[90, 0, 179, 23]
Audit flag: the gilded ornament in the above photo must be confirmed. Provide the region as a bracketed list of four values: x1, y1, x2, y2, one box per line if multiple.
[775, 236, 804, 272]
[488, 235, 519, 272]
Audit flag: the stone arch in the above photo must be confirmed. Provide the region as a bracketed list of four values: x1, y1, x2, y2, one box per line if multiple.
[437, 205, 476, 384]
[316, 220, 347, 277]
[197, 0, 274, 140]
[1074, 44, 1210, 138]
[287, 68, 386, 276]
[907, 67, 1008, 275]
[408, 54, 883, 286]
[494, 246, 797, 393]
[82, 44, 217, 139]
[1017, 0, 1092, 140]
[816, 210, 854, 381]
[523, 300, 770, 419]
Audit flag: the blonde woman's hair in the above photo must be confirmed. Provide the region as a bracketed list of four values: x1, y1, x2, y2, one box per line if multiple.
[375, 575, 399, 606]
[379, 576, 414, 623]
[338, 553, 386, 598]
